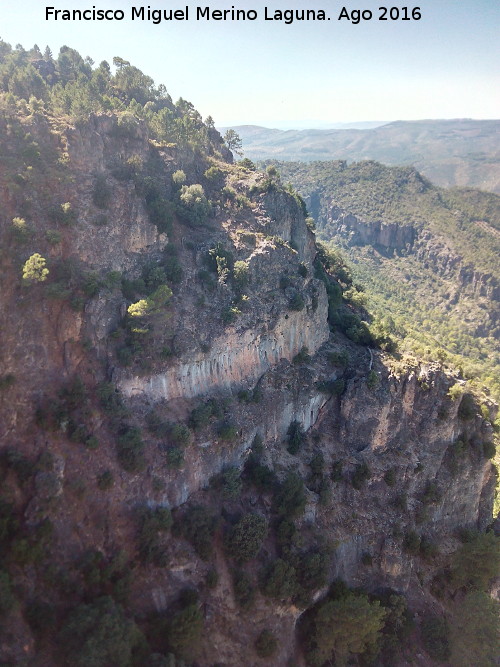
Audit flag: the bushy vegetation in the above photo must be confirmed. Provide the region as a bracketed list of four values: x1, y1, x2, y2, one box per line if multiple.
[260, 558, 297, 600]
[189, 398, 222, 429]
[176, 505, 218, 560]
[224, 513, 267, 562]
[232, 568, 255, 610]
[421, 615, 451, 662]
[449, 531, 500, 590]
[117, 426, 146, 472]
[22, 252, 49, 282]
[137, 506, 172, 565]
[0, 41, 221, 156]
[161, 591, 204, 661]
[449, 591, 500, 666]
[58, 596, 145, 667]
[255, 629, 278, 658]
[273, 472, 307, 518]
[287, 420, 305, 455]
[299, 583, 387, 666]
[211, 466, 242, 499]
[176, 184, 211, 226]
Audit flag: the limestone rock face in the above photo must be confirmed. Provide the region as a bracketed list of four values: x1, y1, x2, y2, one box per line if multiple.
[322, 204, 416, 251]
[313, 198, 499, 304]
[117, 288, 329, 401]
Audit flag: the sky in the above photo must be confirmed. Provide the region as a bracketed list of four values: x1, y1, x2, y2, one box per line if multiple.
[1, 0, 499, 128]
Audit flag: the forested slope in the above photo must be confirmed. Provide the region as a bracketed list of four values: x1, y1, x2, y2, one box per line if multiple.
[276, 160, 500, 401]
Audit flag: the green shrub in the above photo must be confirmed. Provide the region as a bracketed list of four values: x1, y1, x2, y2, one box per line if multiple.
[298, 262, 308, 278]
[233, 260, 249, 290]
[300, 589, 387, 666]
[403, 531, 421, 555]
[419, 535, 438, 559]
[177, 184, 211, 226]
[0, 374, 15, 390]
[276, 518, 302, 558]
[255, 629, 278, 658]
[189, 399, 220, 429]
[58, 596, 145, 667]
[309, 452, 325, 476]
[97, 470, 114, 490]
[48, 201, 77, 226]
[384, 468, 397, 487]
[238, 158, 256, 171]
[298, 551, 329, 592]
[351, 462, 371, 490]
[232, 569, 255, 610]
[221, 305, 241, 324]
[273, 473, 307, 518]
[394, 492, 408, 511]
[421, 616, 451, 662]
[316, 378, 345, 395]
[128, 284, 172, 318]
[361, 552, 373, 566]
[289, 292, 305, 311]
[169, 423, 190, 446]
[224, 513, 267, 562]
[96, 382, 128, 418]
[138, 506, 172, 565]
[328, 350, 349, 366]
[117, 426, 146, 472]
[366, 370, 379, 390]
[287, 420, 305, 455]
[26, 599, 57, 634]
[166, 602, 203, 659]
[421, 480, 441, 505]
[22, 253, 49, 282]
[11, 216, 33, 243]
[450, 591, 500, 667]
[260, 558, 297, 600]
[213, 466, 242, 499]
[330, 461, 343, 482]
[482, 440, 496, 458]
[172, 169, 186, 185]
[450, 531, 500, 590]
[164, 251, 183, 284]
[204, 166, 223, 181]
[217, 421, 238, 441]
[318, 476, 332, 506]
[244, 455, 276, 492]
[205, 568, 218, 589]
[178, 505, 218, 560]
[293, 346, 311, 365]
[458, 394, 476, 420]
[166, 446, 184, 469]
[238, 230, 257, 246]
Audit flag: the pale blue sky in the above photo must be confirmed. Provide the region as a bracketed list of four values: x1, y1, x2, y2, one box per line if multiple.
[1, 0, 499, 127]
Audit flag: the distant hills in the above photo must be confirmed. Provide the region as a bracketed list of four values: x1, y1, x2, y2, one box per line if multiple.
[221, 119, 500, 194]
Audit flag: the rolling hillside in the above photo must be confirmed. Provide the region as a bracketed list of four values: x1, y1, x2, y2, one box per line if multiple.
[225, 119, 500, 193]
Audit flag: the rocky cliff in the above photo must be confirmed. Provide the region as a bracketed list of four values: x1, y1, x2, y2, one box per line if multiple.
[0, 97, 498, 666]
[310, 199, 500, 304]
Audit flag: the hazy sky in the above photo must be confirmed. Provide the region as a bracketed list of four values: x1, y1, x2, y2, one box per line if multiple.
[2, 0, 499, 127]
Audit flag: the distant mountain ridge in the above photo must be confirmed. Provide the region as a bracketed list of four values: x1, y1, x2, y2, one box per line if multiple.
[223, 119, 500, 194]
